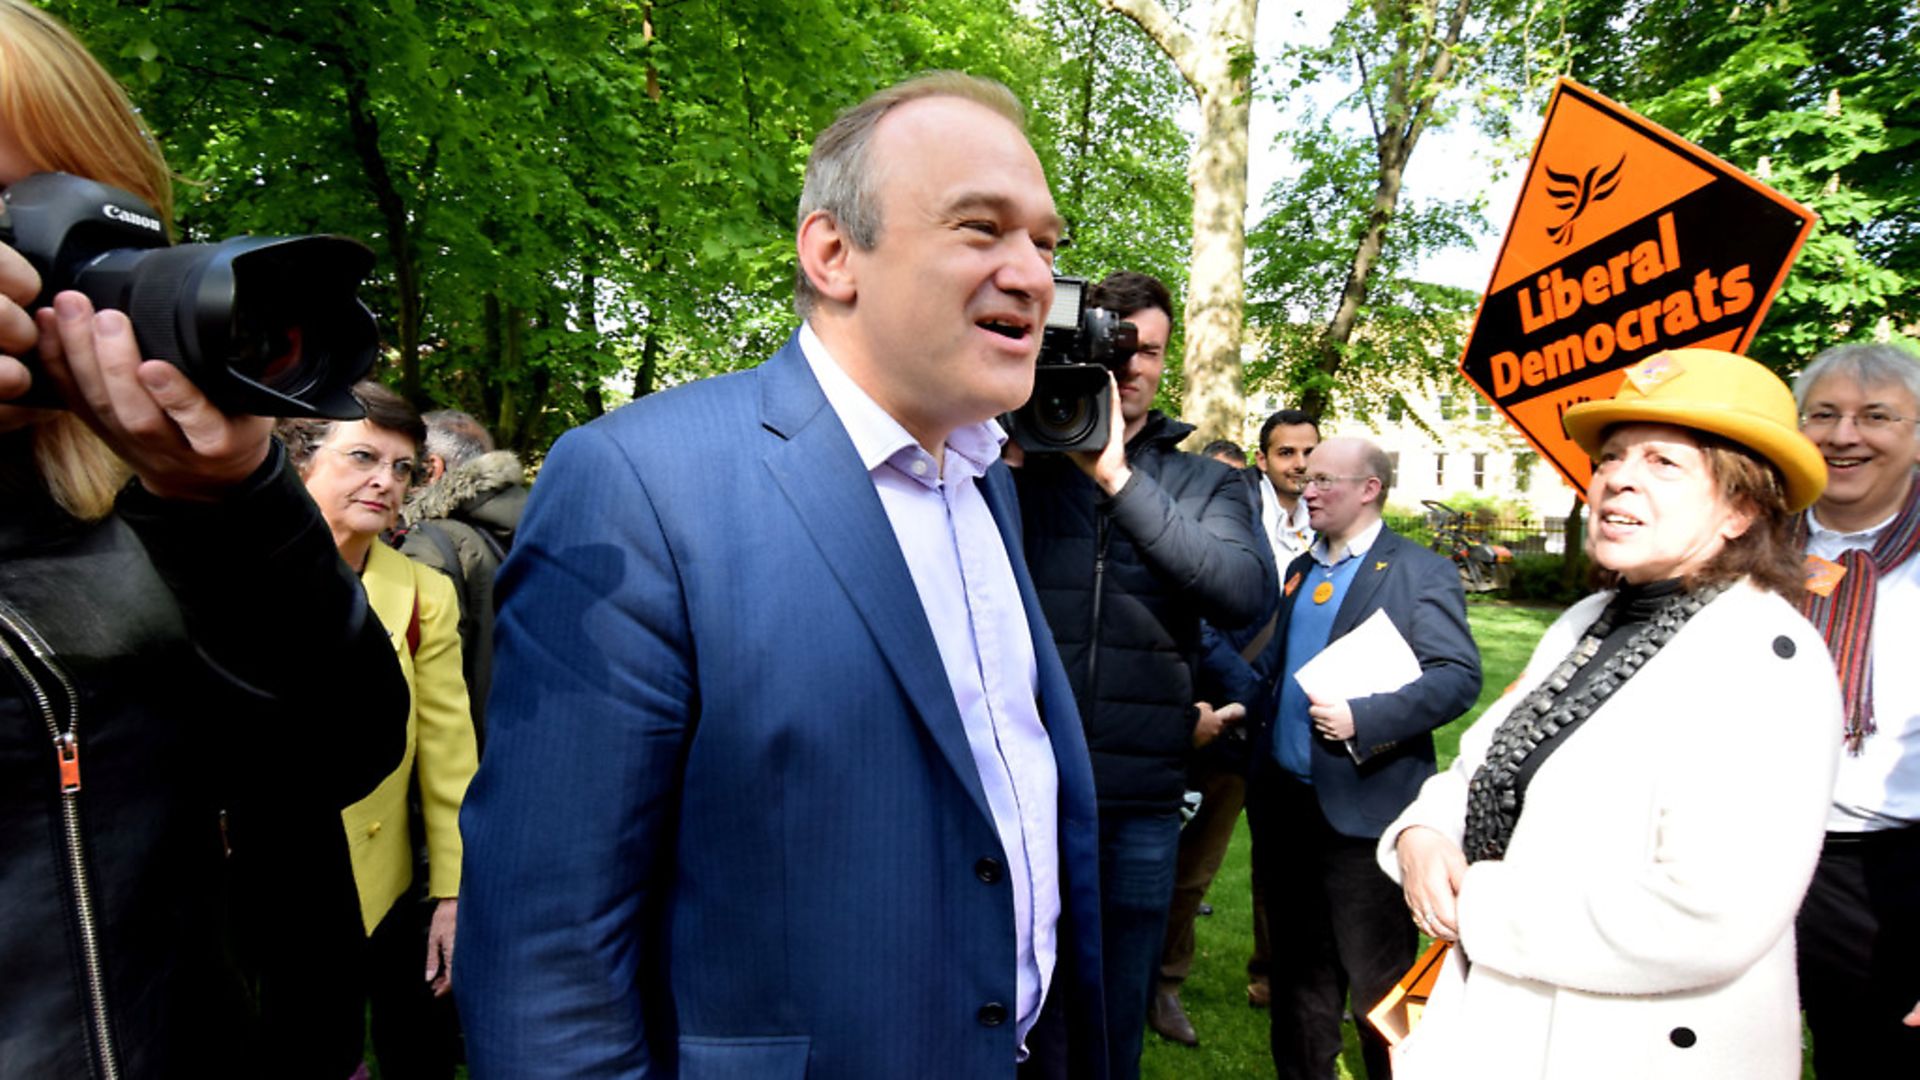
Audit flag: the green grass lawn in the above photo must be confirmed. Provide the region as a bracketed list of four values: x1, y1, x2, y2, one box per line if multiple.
[1141, 601, 1565, 1080]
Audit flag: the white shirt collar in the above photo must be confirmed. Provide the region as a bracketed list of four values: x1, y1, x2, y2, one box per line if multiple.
[1260, 479, 1312, 532]
[1806, 504, 1902, 544]
[1311, 515, 1384, 566]
[797, 322, 1005, 483]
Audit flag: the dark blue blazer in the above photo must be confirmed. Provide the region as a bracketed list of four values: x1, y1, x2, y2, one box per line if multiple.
[1253, 525, 1482, 838]
[455, 336, 1107, 1078]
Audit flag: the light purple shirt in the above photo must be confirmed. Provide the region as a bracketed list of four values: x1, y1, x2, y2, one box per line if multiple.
[800, 325, 1061, 1050]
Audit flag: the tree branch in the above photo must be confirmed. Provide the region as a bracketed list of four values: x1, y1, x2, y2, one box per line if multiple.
[1099, 0, 1202, 91]
[1355, 49, 1384, 142]
[1399, 0, 1470, 170]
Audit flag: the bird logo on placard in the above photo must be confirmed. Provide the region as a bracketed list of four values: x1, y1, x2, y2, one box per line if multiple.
[1543, 154, 1624, 246]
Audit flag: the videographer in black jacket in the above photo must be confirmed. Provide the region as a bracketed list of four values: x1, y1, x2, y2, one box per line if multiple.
[1012, 270, 1274, 1079]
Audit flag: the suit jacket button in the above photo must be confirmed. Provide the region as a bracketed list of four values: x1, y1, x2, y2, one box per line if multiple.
[367, 821, 382, 837]
[978, 1002, 1008, 1027]
[1669, 1027, 1696, 1048]
[1773, 635, 1796, 658]
[974, 857, 1003, 884]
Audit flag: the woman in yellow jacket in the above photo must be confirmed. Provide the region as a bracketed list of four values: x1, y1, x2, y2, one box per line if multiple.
[278, 382, 479, 1078]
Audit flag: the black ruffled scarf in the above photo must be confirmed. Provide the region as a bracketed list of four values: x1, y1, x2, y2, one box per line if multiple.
[1461, 578, 1726, 863]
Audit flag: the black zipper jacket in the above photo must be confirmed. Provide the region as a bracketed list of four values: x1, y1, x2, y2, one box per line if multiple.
[1014, 412, 1275, 812]
[0, 437, 406, 1079]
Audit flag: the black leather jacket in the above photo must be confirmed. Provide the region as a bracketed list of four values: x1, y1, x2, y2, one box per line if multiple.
[1014, 412, 1275, 811]
[0, 437, 405, 1079]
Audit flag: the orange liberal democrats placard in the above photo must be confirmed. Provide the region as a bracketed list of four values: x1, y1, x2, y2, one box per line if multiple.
[1457, 78, 1816, 496]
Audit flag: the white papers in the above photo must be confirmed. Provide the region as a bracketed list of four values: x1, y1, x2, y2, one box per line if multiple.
[1293, 608, 1421, 703]
[1293, 609, 1421, 760]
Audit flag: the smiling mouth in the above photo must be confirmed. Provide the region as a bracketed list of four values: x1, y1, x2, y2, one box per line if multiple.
[1599, 511, 1642, 528]
[977, 318, 1030, 341]
[1826, 457, 1867, 469]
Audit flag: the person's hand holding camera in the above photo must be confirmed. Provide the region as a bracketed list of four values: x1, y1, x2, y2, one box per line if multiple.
[1068, 374, 1131, 495]
[0, 242, 42, 405]
[33, 292, 271, 500]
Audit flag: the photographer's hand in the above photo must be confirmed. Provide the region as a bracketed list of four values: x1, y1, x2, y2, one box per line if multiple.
[34, 292, 271, 500]
[1192, 700, 1245, 748]
[0, 242, 43, 405]
[1068, 374, 1131, 494]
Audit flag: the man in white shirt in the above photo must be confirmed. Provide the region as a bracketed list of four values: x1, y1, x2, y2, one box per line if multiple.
[1792, 341, 1920, 1077]
[1256, 409, 1320, 572]
[456, 73, 1107, 1079]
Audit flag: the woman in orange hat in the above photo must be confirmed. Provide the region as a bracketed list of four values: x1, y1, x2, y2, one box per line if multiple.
[1375, 348, 1841, 1079]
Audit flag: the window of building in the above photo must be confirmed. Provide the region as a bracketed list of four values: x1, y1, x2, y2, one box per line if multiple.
[1438, 392, 1456, 420]
[1434, 452, 1446, 486]
[1473, 452, 1487, 489]
[1475, 397, 1493, 421]
[1387, 395, 1405, 422]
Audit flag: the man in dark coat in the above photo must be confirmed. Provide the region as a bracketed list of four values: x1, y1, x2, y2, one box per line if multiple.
[1249, 435, 1481, 1080]
[399, 409, 526, 747]
[1013, 270, 1274, 1078]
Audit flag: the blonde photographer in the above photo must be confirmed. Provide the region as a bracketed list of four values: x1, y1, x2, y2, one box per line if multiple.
[0, 3, 406, 1076]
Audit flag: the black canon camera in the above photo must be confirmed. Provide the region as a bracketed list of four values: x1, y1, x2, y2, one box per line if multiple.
[0, 172, 378, 418]
[1002, 275, 1139, 453]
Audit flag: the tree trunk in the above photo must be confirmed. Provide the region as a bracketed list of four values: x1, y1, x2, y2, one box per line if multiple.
[581, 269, 605, 419]
[633, 326, 661, 400]
[339, 51, 428, 404]
[1561, 489, 1587, 590]
[495, 305, 527, 449]
[1183, 49, 1254, 444]
[1102, 0, 1258, 446]
[481, 292, 504, 430]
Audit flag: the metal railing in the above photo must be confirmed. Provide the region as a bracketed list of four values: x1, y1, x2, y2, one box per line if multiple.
[1384, 512, 1573, 556]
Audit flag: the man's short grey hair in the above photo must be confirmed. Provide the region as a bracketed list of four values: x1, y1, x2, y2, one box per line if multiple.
[792, 72, 1026, 319]
[1360, 439, 1394, 505]
[423, 409, 496, 473]
[1794, 341, 1920, 410]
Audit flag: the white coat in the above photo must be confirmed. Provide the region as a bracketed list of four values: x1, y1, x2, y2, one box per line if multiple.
[1377, 580, 1842, 1079]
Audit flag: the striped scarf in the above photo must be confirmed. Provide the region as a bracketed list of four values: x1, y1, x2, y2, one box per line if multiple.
[1798, 474, 1920, 754]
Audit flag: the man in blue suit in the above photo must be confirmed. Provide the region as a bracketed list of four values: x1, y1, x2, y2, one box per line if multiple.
[1248, 435, 1481, 1080]
[454, 73, 1106, 1079]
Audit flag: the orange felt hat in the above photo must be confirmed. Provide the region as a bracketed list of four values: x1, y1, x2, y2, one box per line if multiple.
[1561, 348, 1827, 511]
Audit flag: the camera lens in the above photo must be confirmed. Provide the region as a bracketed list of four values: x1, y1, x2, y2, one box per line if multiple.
[1032, 389, 1098, 446]
[1009, 361, 1109, 454]
[1039, 393, 1082, 428]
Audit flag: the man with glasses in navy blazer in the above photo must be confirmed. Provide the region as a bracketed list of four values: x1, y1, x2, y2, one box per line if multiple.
[1248, 435, 1481, 1080]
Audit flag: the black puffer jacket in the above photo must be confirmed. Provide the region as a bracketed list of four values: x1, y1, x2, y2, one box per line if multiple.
[0, 437, 406, 1079]
[1015, 412, 1274, 812]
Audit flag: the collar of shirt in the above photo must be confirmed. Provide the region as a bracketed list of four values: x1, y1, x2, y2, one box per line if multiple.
[1261, 479, 1313, 535]
[799, 323, 1004, 487]
[1805, 504, 1901, 551]
[1310, 515, 1383, 568]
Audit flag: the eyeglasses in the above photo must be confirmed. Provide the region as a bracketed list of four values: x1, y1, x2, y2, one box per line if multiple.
[326, 445, 418, 484]
[1302, 473, 1368, 490]
[1800, 408, 1917, 433]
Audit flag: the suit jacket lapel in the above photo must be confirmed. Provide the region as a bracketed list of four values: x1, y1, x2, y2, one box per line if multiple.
[757, 337, 995, 824]
[1332, 527, 1399, 639]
